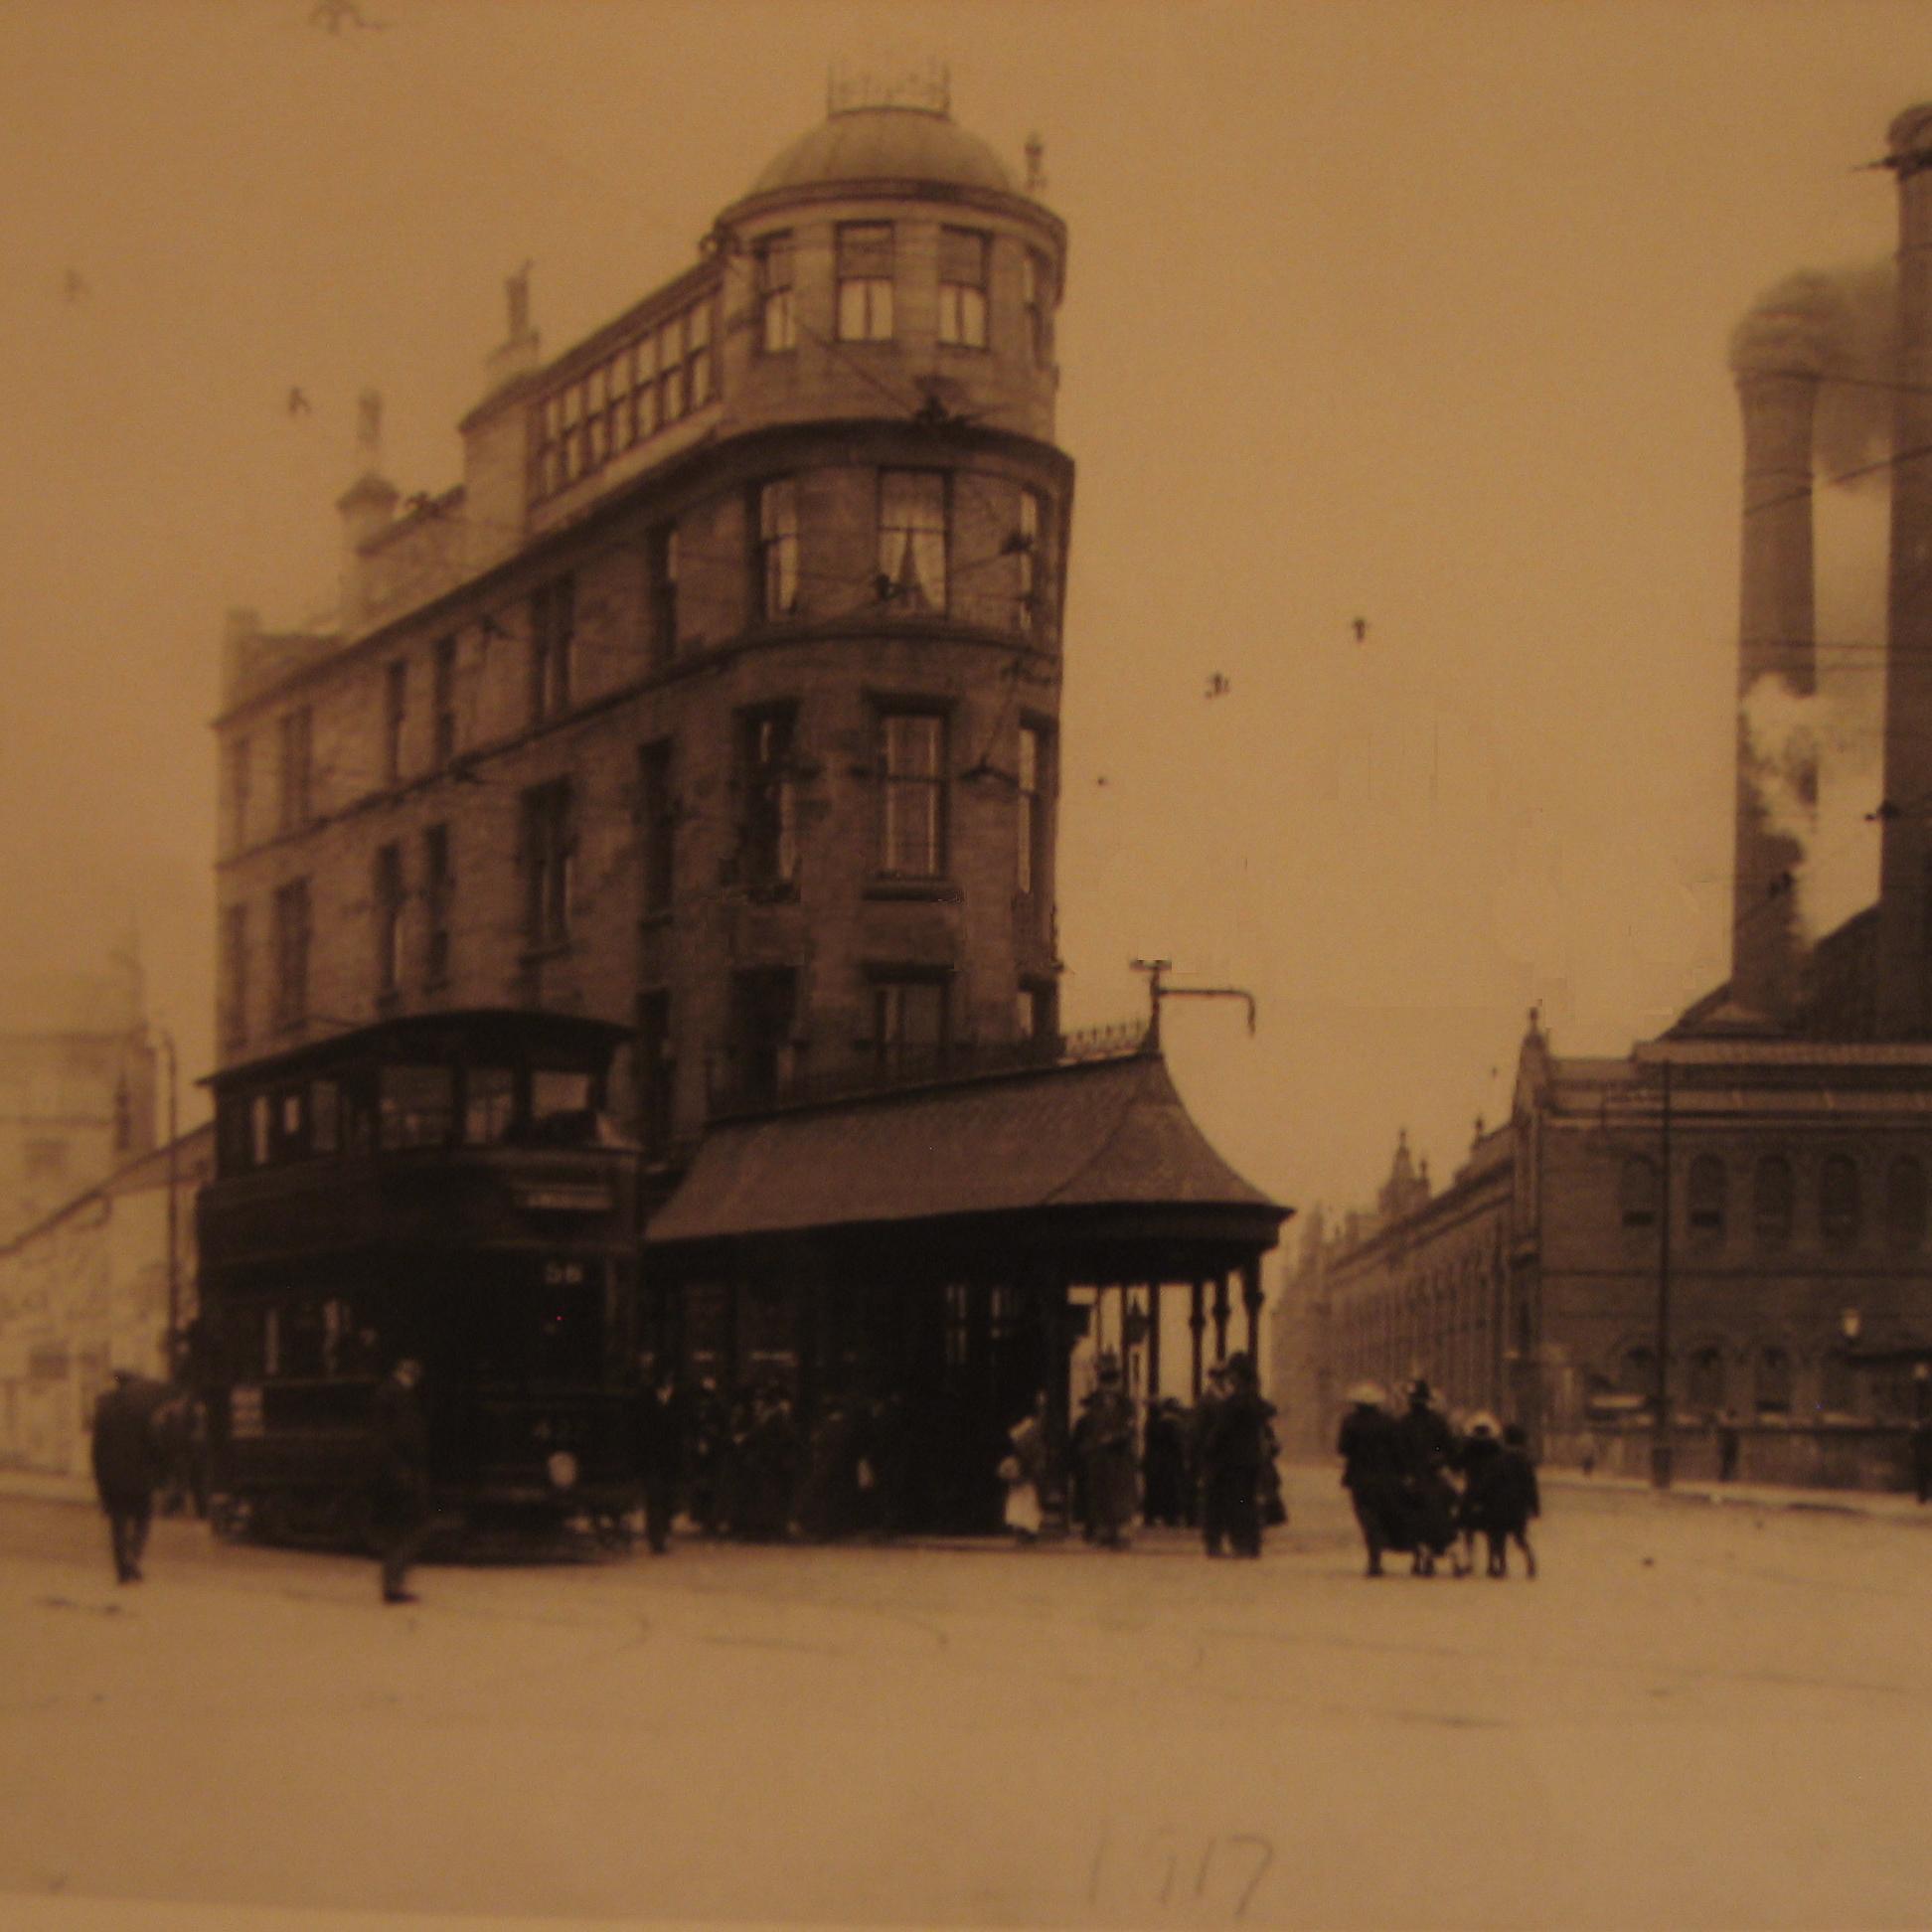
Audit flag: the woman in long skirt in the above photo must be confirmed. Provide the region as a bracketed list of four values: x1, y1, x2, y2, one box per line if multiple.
[1003, 1392, 1049, 1543]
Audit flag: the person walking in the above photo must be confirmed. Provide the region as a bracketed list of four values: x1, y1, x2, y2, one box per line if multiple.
[1337, 1382, 1405, 1577]
[633, 1364, 686, 1555]
[368, 1357, 430, 1604]
[90, 1368, 163, 1584]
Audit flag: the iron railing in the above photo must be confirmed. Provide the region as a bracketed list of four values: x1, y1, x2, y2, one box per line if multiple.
[706, 1016, 1152, 1120]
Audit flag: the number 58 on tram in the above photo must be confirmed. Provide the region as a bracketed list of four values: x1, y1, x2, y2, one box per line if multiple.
[196, 1010, 641, 1545]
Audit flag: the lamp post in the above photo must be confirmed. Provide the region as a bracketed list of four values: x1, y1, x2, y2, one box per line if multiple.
[159, 1028, 179, 1380]
[1650, 1056, 1674, 1490]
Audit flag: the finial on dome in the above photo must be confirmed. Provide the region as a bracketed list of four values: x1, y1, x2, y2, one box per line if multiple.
[827, 53, 950, 117]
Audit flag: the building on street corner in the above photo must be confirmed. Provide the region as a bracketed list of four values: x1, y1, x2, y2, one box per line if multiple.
[209, 73, 1287, 1530]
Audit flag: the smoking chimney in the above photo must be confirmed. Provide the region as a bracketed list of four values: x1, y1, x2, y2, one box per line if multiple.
[1729, 336, 1823, 1023]
[1875, 103, 1932, 1036]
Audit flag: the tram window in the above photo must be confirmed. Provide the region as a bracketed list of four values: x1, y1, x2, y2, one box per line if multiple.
[219, 1095, 253, 1174]
[283, 1299, 326, 1379]
[532, 1069, 593, 1120]
[262, 1306, 281, 1378]
[466, 1066, 516, 1144]
[378, 1064, 455, 1148]
[277, 1088, 305, 1159]
[250, 1094, 272, 1168]
[311, 1079, 340, 1155]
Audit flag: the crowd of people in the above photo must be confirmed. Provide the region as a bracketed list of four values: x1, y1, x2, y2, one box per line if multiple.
[1336, 1376, 1540, 1579]
[85, 1350, 1536, 1599]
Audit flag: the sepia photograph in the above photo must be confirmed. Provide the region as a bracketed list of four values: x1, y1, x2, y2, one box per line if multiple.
[7, 2, 1932, 1927]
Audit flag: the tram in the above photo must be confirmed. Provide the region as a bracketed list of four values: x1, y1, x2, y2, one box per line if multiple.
[195, 1010, 641, 1547]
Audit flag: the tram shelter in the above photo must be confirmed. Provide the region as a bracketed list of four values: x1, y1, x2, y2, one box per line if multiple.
[643, 1043, 1290, 1531]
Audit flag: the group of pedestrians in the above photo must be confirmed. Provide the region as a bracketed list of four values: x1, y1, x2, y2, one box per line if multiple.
[1337, 1376, 1540, 1579]
[629, 1372, 916, 1549]
[1003, 1350, 1284, 1558]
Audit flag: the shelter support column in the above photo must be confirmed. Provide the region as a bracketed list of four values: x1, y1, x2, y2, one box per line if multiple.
[1190, 1282, 1206, 1398]
[1241, 1259, 1263, 1361]
[1146, 1282, 1162, 1402]
[1211, 1275, 1230, 1362]
[1042, 1268, 1070, 1532]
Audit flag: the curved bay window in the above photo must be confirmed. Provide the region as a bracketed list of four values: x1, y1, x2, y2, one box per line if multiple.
[878, 710, 947, 881]
[1820, 1153, 1862, 1251]
[1754, 1154, 1795, 1249]
[879, 471, 946, 611]
[1687, 1154, 1726, 1250]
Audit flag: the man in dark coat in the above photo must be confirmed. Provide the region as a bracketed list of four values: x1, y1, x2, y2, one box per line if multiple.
[1195, 1365, 1231, 1555]
[1211, 1353, 1278, 1558]
[632, 1365, 686, 1555]
[368, 1357, 430, 1603]
[1337, 1383, 1405, 1577]
[1141, 1399, 1187, 1528]
[91, 1369, 163, 1584]
[1394, 1377, 1461, 1574]
[1082, 1356, 1138, 1548]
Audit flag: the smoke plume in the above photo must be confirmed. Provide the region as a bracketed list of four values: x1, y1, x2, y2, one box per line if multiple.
[1730, 258, 1898, 480]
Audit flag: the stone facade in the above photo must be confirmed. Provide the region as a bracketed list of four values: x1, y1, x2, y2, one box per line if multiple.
[0, 958, 157, 1248]
[0, 1124, 212, 1477]
[1275, 1017, 1932, 1490]
[214, 100, 1070, 1167]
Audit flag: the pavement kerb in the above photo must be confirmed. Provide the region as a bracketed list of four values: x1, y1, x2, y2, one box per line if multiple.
[1540, 1468, 1932, 1524]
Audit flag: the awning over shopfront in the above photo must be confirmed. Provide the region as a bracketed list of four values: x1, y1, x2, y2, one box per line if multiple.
[645, 1047, 1287, 1254]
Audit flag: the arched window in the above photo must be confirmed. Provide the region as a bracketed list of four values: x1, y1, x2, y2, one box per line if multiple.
[1689, 1345, 1725, 1411]
[1886, 1157, 1927, 1254]
[1687, 1155, 1726, 1249]
[1754, 1155, 1795, 1248]
[1821, 1154, 1862, 1251]
[1757, 1346, 1793, 1414]
[1621, 1156, 1659, 1230]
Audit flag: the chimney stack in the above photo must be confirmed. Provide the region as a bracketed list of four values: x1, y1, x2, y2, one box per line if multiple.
[1876, 102, 1932, 1036]
[1730, 362, 1821, 1023]
[336, 388, 398, 634]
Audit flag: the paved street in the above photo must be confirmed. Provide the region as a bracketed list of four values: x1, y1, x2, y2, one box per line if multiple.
[6, 1474, 1932, 1930]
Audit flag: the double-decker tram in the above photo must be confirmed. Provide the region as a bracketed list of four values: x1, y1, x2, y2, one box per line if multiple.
[196, 1010, 640, 1548]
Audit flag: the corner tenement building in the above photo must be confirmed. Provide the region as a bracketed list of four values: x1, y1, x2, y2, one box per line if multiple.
[217, 83, 1068, 1145]
[211, 80, 1285, 1528]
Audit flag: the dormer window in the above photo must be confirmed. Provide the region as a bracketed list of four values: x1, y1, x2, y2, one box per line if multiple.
[838, 223, 894, 341]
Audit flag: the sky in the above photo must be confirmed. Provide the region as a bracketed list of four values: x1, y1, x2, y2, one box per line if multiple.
[1, 0, 1928, 1243]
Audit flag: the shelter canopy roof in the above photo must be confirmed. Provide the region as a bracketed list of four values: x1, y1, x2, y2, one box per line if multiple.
[647, 1049, 1287, 1248]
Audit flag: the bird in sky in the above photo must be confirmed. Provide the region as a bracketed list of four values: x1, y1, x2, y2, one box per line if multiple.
[1205, 672, 1231, 701]
[286, 387, 311, 416]
[1353, 617, 1369, 642]
[62, 268, 89, 303]
[310, 0, 387, 31]
[1095, 774, 1109, 788]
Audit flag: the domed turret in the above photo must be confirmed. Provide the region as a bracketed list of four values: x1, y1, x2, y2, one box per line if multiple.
[750, 104, 1017, 200]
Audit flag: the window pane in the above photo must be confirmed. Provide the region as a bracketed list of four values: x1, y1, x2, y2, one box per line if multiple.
[465, 1066, 515, 1144]
[378, 1065, 454, 1149]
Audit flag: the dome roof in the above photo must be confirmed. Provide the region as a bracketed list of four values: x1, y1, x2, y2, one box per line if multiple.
[749, 106, 1015, 199]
